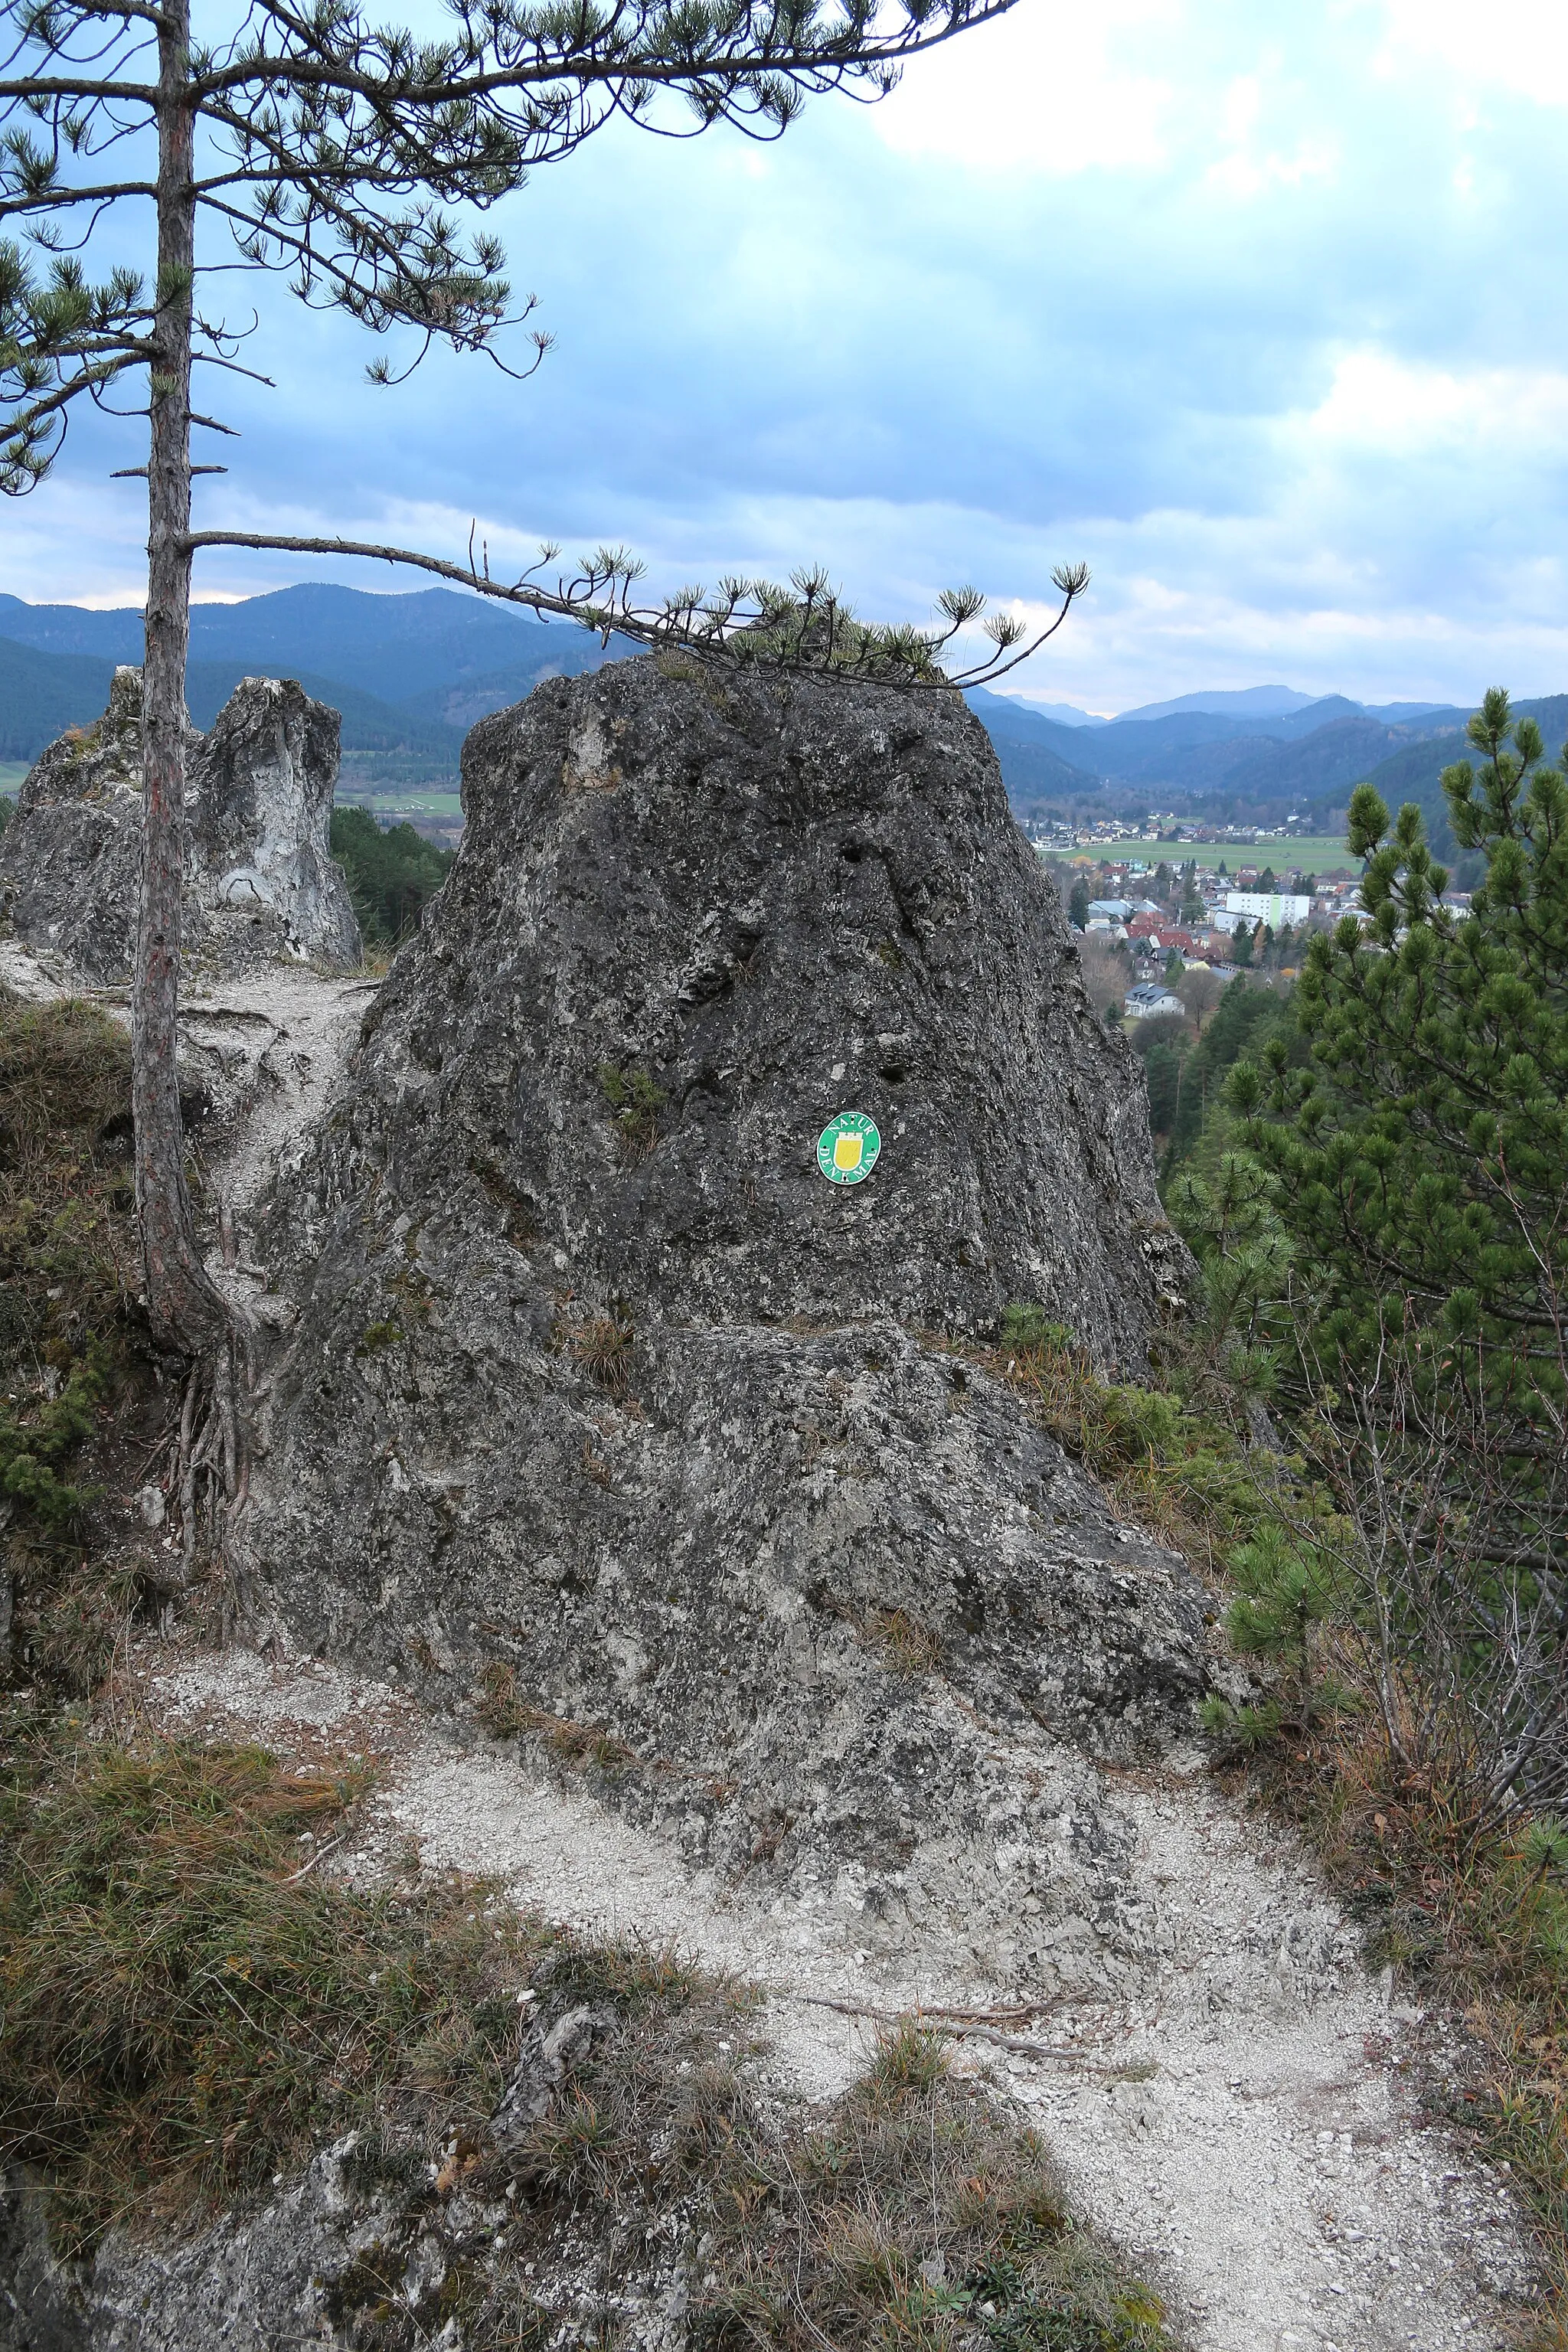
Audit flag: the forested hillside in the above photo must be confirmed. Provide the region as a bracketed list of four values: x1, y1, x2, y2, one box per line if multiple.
[0, 585, 635, 779]
[4, 592, 1565, 863]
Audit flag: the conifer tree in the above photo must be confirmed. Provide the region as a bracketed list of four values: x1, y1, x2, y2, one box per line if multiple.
[0, 0, 1083, 1376]
[1211, 690, 1568, 1809]
[1233, 688, 1566, 1423]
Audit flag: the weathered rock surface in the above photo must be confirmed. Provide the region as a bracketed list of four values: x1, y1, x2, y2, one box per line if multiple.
[237, 655, 1205, 1962]
[0, 668, 361, 982]
[0, 2128, 695, 2352]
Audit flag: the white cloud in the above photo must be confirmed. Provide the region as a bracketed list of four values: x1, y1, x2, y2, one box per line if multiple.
[872, 0, 1178, 173]
[1300, 349, 1568, 452]
[10, 0, 1568, 716]
[1374, 0, 1568, 107]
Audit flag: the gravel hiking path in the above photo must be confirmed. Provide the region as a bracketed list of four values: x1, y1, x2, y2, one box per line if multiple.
[127, 1642, 1539, 2352]
[11, 928, 1539, 2348]
[0, 938, 373, 1302]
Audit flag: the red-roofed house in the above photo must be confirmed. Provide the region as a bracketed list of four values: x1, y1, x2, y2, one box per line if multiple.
[1127, 917, 1205, 958]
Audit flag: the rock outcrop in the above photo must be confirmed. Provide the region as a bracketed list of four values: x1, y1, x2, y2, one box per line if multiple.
[241, 655, 1204, 1984]
[0, 669, 361, 981]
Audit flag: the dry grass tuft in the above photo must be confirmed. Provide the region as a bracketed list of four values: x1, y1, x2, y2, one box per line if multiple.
[473, 1661, 635, 1772]
[861, 2018, 951, 2101]
[559, 1310, 636, 1400]
[867, 1607, 944, 1681]
[0, 1706, 1174, 2351]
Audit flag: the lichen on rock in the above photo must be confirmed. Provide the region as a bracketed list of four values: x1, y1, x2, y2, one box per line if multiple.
[0, 668, 361, 982]
[239, 655, 1204, 1986]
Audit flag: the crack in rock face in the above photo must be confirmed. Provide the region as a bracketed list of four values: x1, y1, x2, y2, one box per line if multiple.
[0, 666, 361, 982]
[240, 655, 1207, 1982]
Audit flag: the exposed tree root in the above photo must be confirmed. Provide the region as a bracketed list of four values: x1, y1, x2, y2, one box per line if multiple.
[167, 1314, 254, 1585]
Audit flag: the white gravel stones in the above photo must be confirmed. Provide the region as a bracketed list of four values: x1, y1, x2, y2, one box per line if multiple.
[138, 1642, 1537, 2352]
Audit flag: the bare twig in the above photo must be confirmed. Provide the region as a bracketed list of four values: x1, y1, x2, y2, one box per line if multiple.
[800, 1993, 1120, 2069]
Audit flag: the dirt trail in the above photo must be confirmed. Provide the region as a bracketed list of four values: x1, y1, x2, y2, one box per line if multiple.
[0, 938, 372, 1281]
[174, 965, 377, 1224]
[11, 928, 1539, 2347]
[136, 1645, 1537, 2352]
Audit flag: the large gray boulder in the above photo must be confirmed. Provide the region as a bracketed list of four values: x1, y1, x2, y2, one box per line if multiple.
[0, 669, 361, 982]
[241, 655, 1204, 1982]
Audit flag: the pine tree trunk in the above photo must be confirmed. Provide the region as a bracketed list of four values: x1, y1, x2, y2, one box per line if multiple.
[138, 0, 227, 1358]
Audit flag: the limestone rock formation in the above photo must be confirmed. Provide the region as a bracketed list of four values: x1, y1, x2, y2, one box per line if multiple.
[243, 655, 1204, 1985]
[0, 669, 361, 982]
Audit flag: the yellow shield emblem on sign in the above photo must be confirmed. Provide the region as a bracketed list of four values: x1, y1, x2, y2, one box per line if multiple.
[816, 1110, 881, 1186]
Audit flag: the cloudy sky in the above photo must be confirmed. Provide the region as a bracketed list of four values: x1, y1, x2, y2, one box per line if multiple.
[9, 0, 1568, 712]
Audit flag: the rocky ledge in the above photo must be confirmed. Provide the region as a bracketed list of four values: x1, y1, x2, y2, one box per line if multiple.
[0, 668, 361, 982]
[231, 654, 1207, 1984]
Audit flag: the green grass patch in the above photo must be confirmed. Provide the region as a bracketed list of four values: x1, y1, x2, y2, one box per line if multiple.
[1054, 837, 1354, 875]
[354, 786, 464, 818]
[991, 1305, 1262, 1577]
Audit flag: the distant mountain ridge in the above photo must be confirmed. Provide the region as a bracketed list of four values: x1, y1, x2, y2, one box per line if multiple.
[1117, 684, 1322, 723]
[962, 681, 1503, 828]
[995, 683, 1464, 729]
[0, 584, 633, 769]
[0, 590, 1560, 860]
[0, 583, 629, 706]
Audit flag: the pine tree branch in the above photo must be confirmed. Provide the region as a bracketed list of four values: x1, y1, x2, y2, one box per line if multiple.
[180, 526, 1083, 691]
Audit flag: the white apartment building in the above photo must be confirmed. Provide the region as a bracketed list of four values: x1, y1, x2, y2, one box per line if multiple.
[1221, 890, 1312, 928]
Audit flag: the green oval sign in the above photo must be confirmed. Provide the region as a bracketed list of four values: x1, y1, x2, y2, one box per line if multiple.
[816, 1110, 881, 1187]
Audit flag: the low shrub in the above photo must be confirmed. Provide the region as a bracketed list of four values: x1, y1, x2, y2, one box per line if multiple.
[992, 1307, 1264, 1576]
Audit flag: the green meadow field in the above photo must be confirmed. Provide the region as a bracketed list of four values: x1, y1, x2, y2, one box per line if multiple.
[341, 784, 464, 833]
[1060, 835, 1354, 874]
